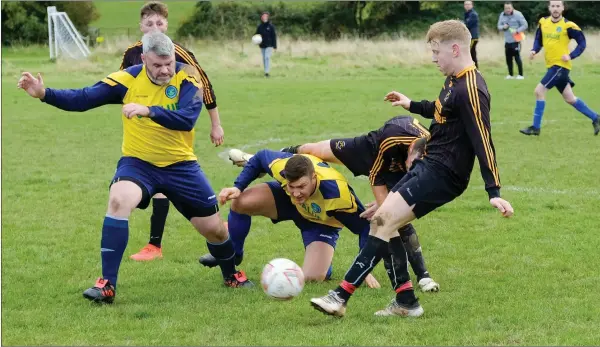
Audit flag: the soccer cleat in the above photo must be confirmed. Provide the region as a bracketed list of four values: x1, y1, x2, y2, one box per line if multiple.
[224, 270, 254, 288]
[199, 253, 244, 267]
[418, 277, 440, 292]
[279, 145, 300, 154]
[593, 119, 599, 136]
[519, 126, 540, 136]
[516, 75, 525, 80]
[130, 244, 163, 261]
[228, 149, 253, 167]
[310, 290, 347, 317]
[83, 278, 115, 304]
[505, 75, 515, 80]
[374, 298, 424, 317]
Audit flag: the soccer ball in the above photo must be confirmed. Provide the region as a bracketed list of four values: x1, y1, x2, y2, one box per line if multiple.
[261, 258, 305, 300]
[251, 34, 262, 45]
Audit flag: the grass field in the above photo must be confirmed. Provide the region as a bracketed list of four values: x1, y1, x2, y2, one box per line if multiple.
[2, 34, 600, 346]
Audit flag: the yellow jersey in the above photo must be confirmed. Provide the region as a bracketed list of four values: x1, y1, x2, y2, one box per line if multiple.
[533, 17, 586, 70]
[42, 62, 204, 167]
[233, 150, 360, 229]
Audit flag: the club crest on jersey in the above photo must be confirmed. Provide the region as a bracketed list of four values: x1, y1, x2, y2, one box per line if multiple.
[556, 26, 562, 33]
[311, 203, 322, 214]
[165, 85, 178, 99]
[335, 140, 346, 150]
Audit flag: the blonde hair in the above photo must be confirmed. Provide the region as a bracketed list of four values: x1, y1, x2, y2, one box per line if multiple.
[425, 20, 471, 47]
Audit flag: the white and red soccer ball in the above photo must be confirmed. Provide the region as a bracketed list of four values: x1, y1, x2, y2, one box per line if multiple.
[261, 258, 305, 300]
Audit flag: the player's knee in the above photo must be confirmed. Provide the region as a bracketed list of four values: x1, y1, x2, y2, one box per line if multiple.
[564, 95, 577, 105]
[298, 143, 317, 155]
[192, 215, 227, 242]
[107, 194, 134, 216]
[230, 197, 250, 215]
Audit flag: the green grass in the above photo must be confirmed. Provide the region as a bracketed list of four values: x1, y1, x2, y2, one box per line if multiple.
[2, 44, 600, 346]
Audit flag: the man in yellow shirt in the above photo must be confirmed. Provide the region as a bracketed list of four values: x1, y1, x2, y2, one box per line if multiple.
[521, 0, 599, 136]
[17, 32, 251, 304]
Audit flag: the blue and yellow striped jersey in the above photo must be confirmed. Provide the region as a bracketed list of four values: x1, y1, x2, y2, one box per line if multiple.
[234, 150, 359, 229]
[42, 63, 204, 167]
[532, 17, 586, 70]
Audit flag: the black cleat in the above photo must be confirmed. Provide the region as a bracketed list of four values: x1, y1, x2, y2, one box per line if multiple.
[280, 145, 300, 154]
[224, 271, 254, 288]
[519, 125, 540, 136]
[199, 253, 243, 268]
[593, 118, 599, 136]
[83, 278, 115, 304]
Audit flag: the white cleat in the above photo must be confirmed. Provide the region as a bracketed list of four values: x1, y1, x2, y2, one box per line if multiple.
[418, 277, 440, 292]
[228, 149, 253, 167]
[374, 299, 424, 317]
[516, 75, 525, 80]
[310, 290, 347, 317]
[505, 75, 515, 80]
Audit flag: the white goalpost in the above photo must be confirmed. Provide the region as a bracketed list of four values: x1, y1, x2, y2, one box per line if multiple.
[47, 6, 91, 60]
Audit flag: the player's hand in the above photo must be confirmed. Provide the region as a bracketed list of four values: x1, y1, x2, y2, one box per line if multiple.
[17, 72, 46, 99]
[561, 54, 571, 62]
[359, 201, 379, 220]
[384, 91, 411, 110]
[122, 103, 150, 119]
[210, 124, 224, 147]
[365, 274, 381, 289]
[503, 23, 509, 30]
[490, 197, 514, 218]
[529, 51, 537, 60]
[218, 187, 241, 205]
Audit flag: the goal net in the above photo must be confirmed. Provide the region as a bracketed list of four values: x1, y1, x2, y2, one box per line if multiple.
[47, 6, 91, 60]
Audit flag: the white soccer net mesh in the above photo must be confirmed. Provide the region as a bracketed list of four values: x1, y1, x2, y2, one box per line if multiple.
[48, 7, 90, 60]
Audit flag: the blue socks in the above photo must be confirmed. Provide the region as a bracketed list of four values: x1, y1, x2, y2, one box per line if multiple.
[206, 236, 237, 278]
[532, 100, 546, 129]
[573, 98, 599, 121]
[228, 210, 252, 257]
[101, 215, 129, 288]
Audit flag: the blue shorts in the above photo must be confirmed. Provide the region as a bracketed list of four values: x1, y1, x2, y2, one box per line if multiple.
[541, 65, 575, 93]
[266, 181, 340, 249]
[110, 156, 218, 219]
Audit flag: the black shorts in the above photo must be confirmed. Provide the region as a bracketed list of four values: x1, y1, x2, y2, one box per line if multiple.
[329, 136, 374, 177]
[390, 159, 467, 218]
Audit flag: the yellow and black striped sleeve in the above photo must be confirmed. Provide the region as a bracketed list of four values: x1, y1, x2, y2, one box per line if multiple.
[460, 70, 501, 199]
[173, 43, 217, 110]
[120, 42, 143, 70]
[368, 134, 417, 186]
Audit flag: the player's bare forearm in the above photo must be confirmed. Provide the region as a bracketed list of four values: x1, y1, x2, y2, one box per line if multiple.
[208, 107, 221, 127]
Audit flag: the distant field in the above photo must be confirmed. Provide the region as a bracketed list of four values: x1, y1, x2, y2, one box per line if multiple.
[90, 1, 197, 37]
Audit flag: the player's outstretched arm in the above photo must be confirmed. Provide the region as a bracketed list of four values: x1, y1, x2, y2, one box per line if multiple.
[233, 149, 292, 192]
[18, 72, 125, 111]
[386, 91, 436, 119]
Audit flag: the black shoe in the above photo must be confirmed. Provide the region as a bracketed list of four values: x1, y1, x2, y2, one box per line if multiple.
[199, 253, 243, 268]
[519, 125, 540, 136]
[265, 73, 270, 78]
[280, 145, 300, 154]
[83, 278, 115, 304]
[224, 271, 254, 288]
[593, 118, 599, 136]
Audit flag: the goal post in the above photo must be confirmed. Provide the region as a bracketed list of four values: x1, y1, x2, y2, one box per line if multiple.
[47, 6, 91, 60]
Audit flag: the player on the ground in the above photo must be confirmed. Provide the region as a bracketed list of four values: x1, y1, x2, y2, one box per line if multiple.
[122, 1, 226, 262]
[17, 32, 252, 304]
[200, 149, 381, 286]
[310, 20, 514, 318]
[227, 115, 440, 292]
[520, 0, 599, 136]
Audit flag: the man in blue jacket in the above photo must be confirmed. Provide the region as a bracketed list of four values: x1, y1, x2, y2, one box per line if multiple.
[255, 11, 277, 77]
[464, 1, 480, 68]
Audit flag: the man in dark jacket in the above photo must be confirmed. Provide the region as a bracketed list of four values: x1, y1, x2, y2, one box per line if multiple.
[464, 1, 480, 68]
[255, 11, 277, 77]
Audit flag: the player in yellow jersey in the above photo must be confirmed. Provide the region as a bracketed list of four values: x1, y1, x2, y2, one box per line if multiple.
[200, 149, 387, 287]
[121, 1, 225, 261]
[17, 32, 251, 304]
[521, 0, 599, 136]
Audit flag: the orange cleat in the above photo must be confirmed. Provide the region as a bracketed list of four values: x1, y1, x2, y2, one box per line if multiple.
[130, 244, 163, 261]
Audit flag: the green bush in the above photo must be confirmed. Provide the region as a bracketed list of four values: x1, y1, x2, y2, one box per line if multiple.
[1, 2, 99, 46]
